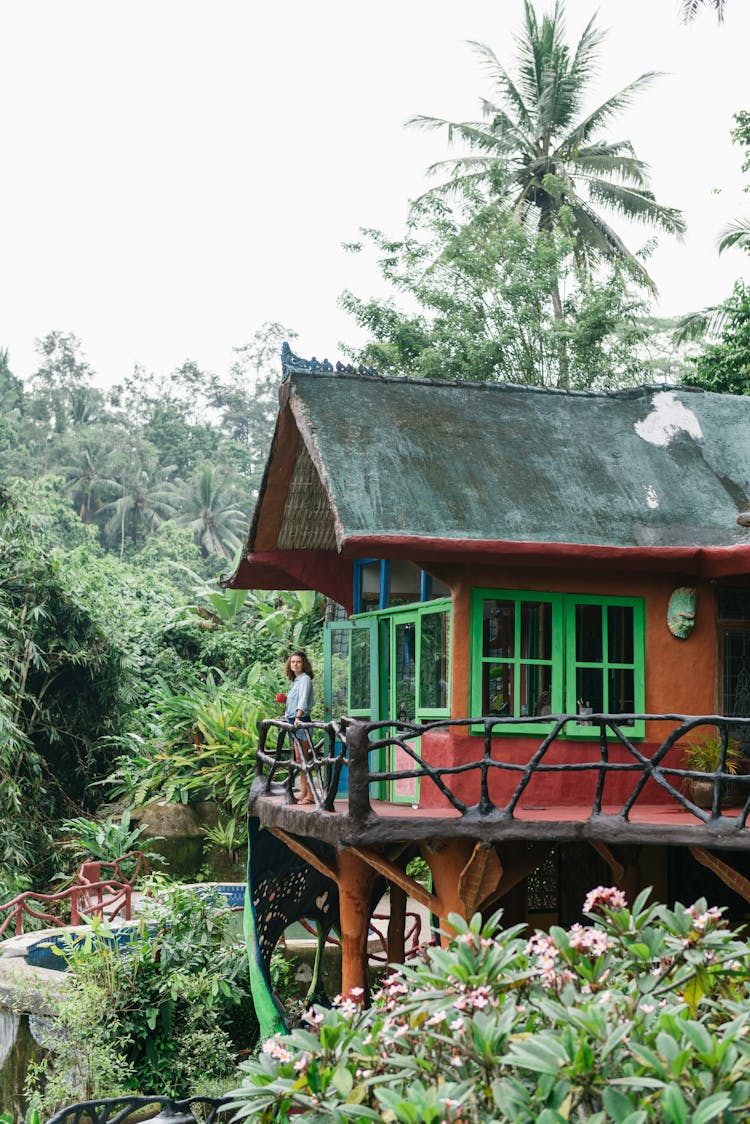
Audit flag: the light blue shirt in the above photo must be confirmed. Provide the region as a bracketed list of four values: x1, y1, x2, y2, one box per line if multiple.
[285, 672, 313, 720]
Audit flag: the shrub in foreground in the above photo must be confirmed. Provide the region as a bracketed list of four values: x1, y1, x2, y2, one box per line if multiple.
[228, 888, 750, 1123]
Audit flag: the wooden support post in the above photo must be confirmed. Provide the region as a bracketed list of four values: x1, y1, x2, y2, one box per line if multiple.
[690, 847, 750, 905]
[421, 838, 475, 941]
[387, 884, 407, 965]
[338, 848, 375, 999]
[591, 842, 640, 908]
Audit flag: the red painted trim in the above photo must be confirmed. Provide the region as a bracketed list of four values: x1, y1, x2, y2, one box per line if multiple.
[228, 550, 353, 613]
[342, 535, 750, 578]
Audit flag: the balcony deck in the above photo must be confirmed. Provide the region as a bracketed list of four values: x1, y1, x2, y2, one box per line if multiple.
[250, 790, 750, 849]
[252, 713, 750, 850]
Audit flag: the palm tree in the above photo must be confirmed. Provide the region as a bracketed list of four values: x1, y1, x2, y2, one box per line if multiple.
[169, 463, 248, 560]
[408, 0, 685, 309]
[51, 428, 122, 523]
[97, 466, 177, 560]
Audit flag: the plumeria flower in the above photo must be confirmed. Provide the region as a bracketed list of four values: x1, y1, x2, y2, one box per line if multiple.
[263, 1037, 293, 1064]
[583, 886, 628, 914]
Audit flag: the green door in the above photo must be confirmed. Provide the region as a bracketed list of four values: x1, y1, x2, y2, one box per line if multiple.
[389, 612, 420, 803]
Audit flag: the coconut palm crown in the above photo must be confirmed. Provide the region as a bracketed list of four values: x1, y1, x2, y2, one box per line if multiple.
[408, 1, 685, 296]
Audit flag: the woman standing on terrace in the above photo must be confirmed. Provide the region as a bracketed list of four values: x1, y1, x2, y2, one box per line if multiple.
[283, 650, 315, 804]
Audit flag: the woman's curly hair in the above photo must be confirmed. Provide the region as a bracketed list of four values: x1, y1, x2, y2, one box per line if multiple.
[284, 650, 315, 681]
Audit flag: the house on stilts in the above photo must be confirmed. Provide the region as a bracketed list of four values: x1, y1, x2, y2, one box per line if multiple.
[229, 343, 750, 1034]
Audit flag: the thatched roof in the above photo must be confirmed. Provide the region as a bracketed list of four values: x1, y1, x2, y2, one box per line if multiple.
[229, 360, 750, 598]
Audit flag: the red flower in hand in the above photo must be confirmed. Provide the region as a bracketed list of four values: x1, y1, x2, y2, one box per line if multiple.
[276, 692, 288, 704]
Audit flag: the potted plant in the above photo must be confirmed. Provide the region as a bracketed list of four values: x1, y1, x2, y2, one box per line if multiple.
[681, 734, 741, 808]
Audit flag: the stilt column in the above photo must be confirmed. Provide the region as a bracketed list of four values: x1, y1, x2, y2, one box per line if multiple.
[338, 848, 375, 998]
[421, 838, 475, 942]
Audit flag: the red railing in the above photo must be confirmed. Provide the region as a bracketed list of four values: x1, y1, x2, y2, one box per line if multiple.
[298, 909, 424, 962]
[0, 851, 150, 938]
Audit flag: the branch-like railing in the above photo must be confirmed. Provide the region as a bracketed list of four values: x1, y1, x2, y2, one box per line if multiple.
[256, 714, 750, 832]
[0, 852, 149, 937]
[44, 1094, 230, 1124]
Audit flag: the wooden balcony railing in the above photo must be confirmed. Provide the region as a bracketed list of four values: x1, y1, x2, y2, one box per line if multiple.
[255, 714, 750, 838]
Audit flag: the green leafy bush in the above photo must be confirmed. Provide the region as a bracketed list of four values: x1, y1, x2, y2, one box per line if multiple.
[107, 664, 278, 815]
[228, 889, 750, 1123]
[28, 883, 256, 1114]
[57, 810, 159, 865]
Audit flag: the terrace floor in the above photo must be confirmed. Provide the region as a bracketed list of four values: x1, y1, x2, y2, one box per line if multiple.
[250, 793, 750, 850]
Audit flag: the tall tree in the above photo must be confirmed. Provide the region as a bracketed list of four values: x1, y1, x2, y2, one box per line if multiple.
[96, 439, 176, 560]
[29, 331, 100, 437]
[408, 0, 685, 308]
[341, 194, 652, 389]
[209, 322, 297, 486]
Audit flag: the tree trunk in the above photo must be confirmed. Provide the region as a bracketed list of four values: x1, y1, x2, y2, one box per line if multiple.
[551, 281, 570, 390]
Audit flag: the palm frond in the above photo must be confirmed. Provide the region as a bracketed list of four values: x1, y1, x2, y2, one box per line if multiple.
[407, 115, 514, 157]
[718, 217, 750, 254]
[469, 41, 534, 135]
[672, 306, 725, 343]
[562, 73, 662, 151]
[477, 98, 534, 153]
[569, 150, 649, 188]
[410, 168, 497, 212]
[681, 0, 725, 23]
[587, 179, 686, 237]
[567, 13, 605, 93]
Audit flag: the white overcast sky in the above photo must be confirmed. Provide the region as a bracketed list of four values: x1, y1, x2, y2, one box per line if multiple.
[1, 0, 748, 388]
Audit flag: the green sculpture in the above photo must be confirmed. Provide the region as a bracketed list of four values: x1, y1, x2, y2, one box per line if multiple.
[667, 587, 697, 639]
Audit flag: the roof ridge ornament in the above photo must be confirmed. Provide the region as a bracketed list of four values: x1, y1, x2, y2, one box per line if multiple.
[280, 341, 378, 381]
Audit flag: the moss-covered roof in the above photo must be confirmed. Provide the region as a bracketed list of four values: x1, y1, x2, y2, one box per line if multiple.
[269, 373, 750, 552]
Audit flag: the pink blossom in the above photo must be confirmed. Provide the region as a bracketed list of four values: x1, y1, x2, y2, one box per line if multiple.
[263, 1037, 293, 1064]
[583, 886, 628, 914]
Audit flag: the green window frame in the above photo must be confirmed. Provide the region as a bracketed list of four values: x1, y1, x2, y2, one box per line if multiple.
[564, 595, 645, 738]
[470, 589, 645, 737]
[470, 590, 564, 735]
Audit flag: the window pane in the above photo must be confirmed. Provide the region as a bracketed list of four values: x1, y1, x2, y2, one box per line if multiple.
[724, 631, 750, 718]
[360, 562, 381, 612]
[520, 601, 552, 661]
[483, 663, 513, 716]
[576, 666, 603, 713]
[389, 560, 422, 606]
[420, 611, 450, 710]
[608, 667, 635, 713]
[395, 621, 416, 722]
[576, 604, 603, 663]
[330, 629, 350, 715]
[608, 605, 634, 664]
[519, 663, 553, 717]
[484, 600, 514, 658]
[350, 627, 371, 710]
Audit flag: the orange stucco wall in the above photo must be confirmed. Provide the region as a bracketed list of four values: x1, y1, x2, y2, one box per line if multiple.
[414, 562, 718, 810]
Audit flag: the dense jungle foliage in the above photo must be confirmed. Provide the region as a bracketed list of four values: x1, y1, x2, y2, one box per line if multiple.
[0, 322, 325, 902]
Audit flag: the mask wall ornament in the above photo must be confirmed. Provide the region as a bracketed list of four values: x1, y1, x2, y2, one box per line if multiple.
[667, 587, 697, 640]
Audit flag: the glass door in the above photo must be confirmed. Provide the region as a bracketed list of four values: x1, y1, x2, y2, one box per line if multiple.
[324, 617, 381, 797]
[389, 613, 420, 803]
